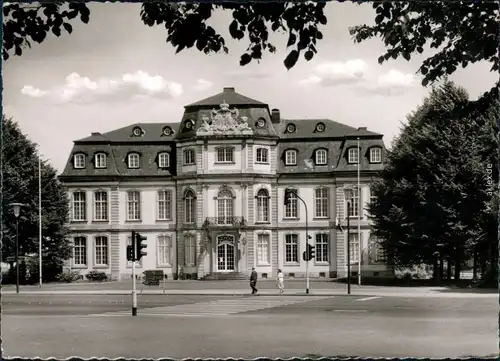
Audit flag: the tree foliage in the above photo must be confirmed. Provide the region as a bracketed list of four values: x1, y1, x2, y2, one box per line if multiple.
[369, 81, 499, 273]
[1, 116, 71, 281]
[350, 1, 499, 86]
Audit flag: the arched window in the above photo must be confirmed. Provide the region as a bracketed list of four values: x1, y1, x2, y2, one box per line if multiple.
[256, 189, 269, 222]
[217, 189, 234, 224]
[184, 190, 195, 223]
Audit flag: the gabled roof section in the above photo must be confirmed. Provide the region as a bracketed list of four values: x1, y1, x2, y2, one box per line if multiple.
[75, 123, 180, 143]
[185, 87, 267, 108]
[277, 119, 380, 139]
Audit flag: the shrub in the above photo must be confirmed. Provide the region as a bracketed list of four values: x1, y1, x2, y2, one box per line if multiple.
[56, 270, 82, 283]
[85, 270, 107, 282]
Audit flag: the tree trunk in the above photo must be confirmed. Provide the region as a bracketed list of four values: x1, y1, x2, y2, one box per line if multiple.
[454, 258, 461, 281]
[446, 258, 452, 280]
[472, 247, 478, 281]
[439, 257, 444, 281]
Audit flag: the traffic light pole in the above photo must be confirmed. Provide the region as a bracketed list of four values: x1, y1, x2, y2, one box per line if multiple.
[131, 232, 137, 316]
[295, 194, 310, 295]
[347, 202, 351, 295]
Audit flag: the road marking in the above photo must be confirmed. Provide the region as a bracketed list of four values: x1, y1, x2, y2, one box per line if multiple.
[332, 309, 369, 312]
[356, 296, 381, 302]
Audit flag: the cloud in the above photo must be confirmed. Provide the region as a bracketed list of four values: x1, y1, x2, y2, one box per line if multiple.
[360, 70, 417, 96]
[225, 70, 270, 79]
[20, 71, 184, 104]
[193, 78, 213, 91]
[299, 59, 368, 87]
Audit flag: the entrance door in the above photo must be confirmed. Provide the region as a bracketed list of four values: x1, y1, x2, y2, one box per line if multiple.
[217, 236, 235, 271]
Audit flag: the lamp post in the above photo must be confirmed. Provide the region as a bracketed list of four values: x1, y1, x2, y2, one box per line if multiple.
[10, 202, 25, 294]
[343, 187, 354, 295]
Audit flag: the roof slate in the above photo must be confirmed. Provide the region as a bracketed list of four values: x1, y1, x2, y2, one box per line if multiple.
[185, 87, 266, 107]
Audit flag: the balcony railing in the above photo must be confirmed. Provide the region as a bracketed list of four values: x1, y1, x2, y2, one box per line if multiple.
[204, 217, 246, 227]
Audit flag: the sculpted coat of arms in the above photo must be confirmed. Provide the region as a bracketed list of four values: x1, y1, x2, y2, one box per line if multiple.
[197, 101, 253, 135]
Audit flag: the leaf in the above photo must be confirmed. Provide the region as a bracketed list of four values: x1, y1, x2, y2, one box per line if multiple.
[271, 21, 280, 32]
[318, 14, 327, 25]
[378, 55, 385, 64]
[196, 37, 207, 51]
[52, 27, 61, 37]
[417, 46, 423, 54]
[316, 30, 323, 40]
[402, 52, 410, 61]
[284, 50, 299, 70]
[304, 50, 314, 61]
[79, 5, 90, 24]
[63, 23, 72, 34]
[286, 32, 296, 47]
[229, 20, 238, 39]
[240, 53, 252, 66]
[14, 45, 22, 56]
[375, 14, 384, 24]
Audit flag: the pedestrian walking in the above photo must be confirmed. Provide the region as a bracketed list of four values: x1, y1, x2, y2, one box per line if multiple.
[250, 267, 258, 294]
[277, 269, 284, 294]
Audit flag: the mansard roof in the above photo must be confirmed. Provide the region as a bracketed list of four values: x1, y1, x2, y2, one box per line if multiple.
[185, 87, 267, 108]
[75, 123, 180, 143]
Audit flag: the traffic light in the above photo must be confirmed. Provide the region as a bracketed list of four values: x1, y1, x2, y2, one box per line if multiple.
[308, 244, 315, 260]
[126, 245, 134, 261]
[284, 188, 295, 205]
[135, 232, 148, 261]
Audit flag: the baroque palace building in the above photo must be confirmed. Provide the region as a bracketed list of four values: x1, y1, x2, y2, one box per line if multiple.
[59, 87, 391, 280]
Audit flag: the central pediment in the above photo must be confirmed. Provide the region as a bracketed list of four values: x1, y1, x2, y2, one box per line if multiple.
[196, 101, 254, 136]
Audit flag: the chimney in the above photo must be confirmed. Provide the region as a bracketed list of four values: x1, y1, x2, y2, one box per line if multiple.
[91, 132, 101, 136]
[223, 87, 235, 92]
[357, 127, 367, 131]
[271, 108, 280, 123]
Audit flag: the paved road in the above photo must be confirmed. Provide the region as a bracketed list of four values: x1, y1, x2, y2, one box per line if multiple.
[2, 294, 497, 359]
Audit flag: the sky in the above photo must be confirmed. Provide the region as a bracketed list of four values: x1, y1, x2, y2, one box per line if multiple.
[3, 2, 496, 173]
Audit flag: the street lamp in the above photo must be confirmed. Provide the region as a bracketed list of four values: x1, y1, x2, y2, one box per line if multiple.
[10, 202, 25, 294]
[343, 187, 354, 295]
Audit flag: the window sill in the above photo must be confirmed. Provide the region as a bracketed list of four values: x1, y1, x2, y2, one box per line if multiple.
[126, 265, 143, 269]
[284, 263, 301, 267]
[257, 263, 271, 267]
[255, 162, 269, 165]
[184, 263, 196, 267]
[71, 220, 87, 224]
[156, 219, 173, 222]
[72, 265, 88, 269]
[127, 167, 141, 170]
[369, 161, 382, 164]
[95, 167, 107, 170]
[156, 264, 172, 268]
[183, 163, 195, 166]
[313, 217, 329, 221]
[283, 217, 299, 221]
[92, 220, 109, 223]
[315, 163, 327, 166]
[93, 265, 109, 269]
[314, 261, 330, 266]
[125, 219, 143, 223]
[255, 221, 271, 225]
[284, 163, 297, 166]
[214, 162, 236, 165]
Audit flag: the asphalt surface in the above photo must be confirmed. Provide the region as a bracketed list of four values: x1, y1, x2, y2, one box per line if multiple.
[2, 294, 497, 359]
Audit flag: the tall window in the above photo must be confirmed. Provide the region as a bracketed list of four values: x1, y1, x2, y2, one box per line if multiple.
[348, 233, 360, 263]
[284, 189, 298, 218]
[315, 149, 327, 165]
[348, 148, 359, 164]
[217, 189, 234, 224]
[94, 191, 108, 221]
[185, 234, 196, 266]
[257, 233, 270, 265]
[128, 153, 140, 168]
[256, 189, 269, 222]
[285, 150, 297, 165]
[370, 148, 382, 163]
[126, 235, 142, 267]
[183, 149, 195, 165]
[72, 191, 86, 221]
[74, 154, 85, 168]
[346, 188, 360, 217]
[184, 190, 195, 223]
[157, 190, 172, 220]
[368, 233, 385, 263]
[315, 187, 329, 218]
[315, 234, 329, 263]
[216, 147, 234, 163]
[95, 153, 107, 168]
[127, 191, 141, 221]
[158, 152, 170, 168]
[256, 148, 268, 163]
[285, 234, 299, 263]
[157, 235, 172, 266]
[73, 236, 87, 266]
[94, 236, 109, 266]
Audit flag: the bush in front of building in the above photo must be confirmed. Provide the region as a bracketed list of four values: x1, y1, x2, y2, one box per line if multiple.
[85, 270, 108, 282]
[56, 270, 82, 283]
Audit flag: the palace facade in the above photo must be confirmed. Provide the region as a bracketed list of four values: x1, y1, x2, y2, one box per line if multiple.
[59, 87, 391, 280]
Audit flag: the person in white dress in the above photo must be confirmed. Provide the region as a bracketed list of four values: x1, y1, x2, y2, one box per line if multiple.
[277, 269, 284, 294]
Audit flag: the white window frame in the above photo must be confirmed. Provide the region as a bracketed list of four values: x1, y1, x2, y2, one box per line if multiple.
[94, 236, 109, 266]
[74, 153, 86, 169]
[348, 232, 360, 263]
[93, 190, 108, 221]
[126, 234, 142, 268]
[184, 234, 196, 266]
[256, 233, 270, 265]
[183, 149, 195, 165]
[127, 191, 141, 221]
[216, 147, 234, 163]
[368, 233, 385, 263]
[284, 189, 298, 219]
[370, 148, 382, 163]
[157, 235, 172, 266]
[348, 148, 359, 164]
[256, 189, 270, 223]
[346, 188, 360, 218]
[315, 233, 329, 263]
[284, 234, 299, 264]
[95, 153, 107, 169]
[216, 189, 234, 224]
[314, 187, 329, 218]
[285, 150, 297, 165]
[315, 149, 327, 165]
[157, 190, 172, 220]
[184, 190, 195, 223]
[158, 152, 170, 168]
[73, 236, 87, 266]
[128, 153, 140, 169]
[256, 147, 269, 164]
[72, 191, 86, 221]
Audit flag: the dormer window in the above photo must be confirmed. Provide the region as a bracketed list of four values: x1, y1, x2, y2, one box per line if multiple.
[285, 123, 296, 133]
[284, 149, 297, 166]
[184, 119, 195, 130]
[315, 122, 326, 132]
[183, 149, 195, 165]
[348, 148, 359, 164]
[158, 152, 170, 168]
[315, 149, 327, 165]
[74, 153, 86, 169]
[132, 126, 143, 137]
[162, 126, 173, 136]
[256, 118, 266, 128]
[216, 147, 234, 163]
[370, 147, 382, 163]
[95, 153, 107, 169]
[128, 153, 140, 168]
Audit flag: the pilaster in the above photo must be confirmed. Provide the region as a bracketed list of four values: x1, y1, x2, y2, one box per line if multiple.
[110, 186, 120, 280]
